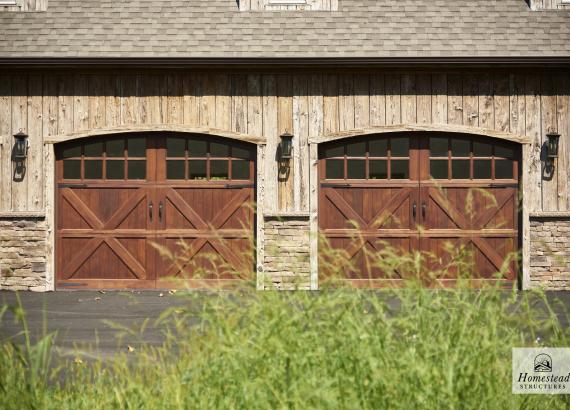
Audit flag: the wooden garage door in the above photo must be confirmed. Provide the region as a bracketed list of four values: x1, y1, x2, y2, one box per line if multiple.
[56, 134, 255, 289]
[318, 133, 520, 287]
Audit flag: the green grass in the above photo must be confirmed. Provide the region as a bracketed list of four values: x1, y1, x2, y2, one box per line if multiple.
[1, 285, 569, 409]
[1, 236, 569, 409]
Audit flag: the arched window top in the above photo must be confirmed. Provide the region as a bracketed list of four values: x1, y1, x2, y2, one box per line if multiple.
[319, 132, 520, 182]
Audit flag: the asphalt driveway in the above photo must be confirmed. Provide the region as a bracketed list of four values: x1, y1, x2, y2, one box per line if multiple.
[1, 290, 569, 360]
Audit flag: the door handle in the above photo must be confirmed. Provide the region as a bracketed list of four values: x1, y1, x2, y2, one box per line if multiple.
[421, 201, 427, 220]
[159, 201, 163, 222]
[149, 201, 153, 221]
[412, 202, 417, 220]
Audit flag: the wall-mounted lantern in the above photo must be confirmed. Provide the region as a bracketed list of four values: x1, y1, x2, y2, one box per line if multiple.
[280, 131, 294, 161]
[546, 132, 560, 159]
[12, 130, 29, 161]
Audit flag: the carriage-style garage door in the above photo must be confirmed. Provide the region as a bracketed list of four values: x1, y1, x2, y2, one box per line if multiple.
[56, 133, 255, 289]
[319, 133, 520, 286]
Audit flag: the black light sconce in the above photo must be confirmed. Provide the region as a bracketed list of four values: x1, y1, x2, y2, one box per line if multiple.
[12, 129, 29, 162]
[280, 131, 293, 161]
[543, 131, 561, 180]
[546, 132, 560, 160]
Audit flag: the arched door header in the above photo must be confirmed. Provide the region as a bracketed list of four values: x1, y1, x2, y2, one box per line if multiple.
[309, 124, 531, 145]
[45, 125, 266, 145]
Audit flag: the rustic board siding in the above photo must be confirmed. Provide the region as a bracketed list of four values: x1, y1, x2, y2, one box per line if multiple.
[0, 70, 569, 214]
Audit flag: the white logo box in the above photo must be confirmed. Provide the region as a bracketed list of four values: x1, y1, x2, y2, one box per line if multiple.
[512, 348, 570, 394]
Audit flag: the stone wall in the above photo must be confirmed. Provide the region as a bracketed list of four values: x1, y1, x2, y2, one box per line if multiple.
[530, 217, 570, 290]
[0, 216, 48, 291]
[262, 215, 311, 290]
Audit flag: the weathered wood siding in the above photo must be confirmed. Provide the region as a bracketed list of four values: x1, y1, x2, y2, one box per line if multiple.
[0, 70, 568, 214]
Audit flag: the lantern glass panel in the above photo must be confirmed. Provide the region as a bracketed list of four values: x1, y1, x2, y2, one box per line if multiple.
[547, 134, 560, 158]
[281, 135, 293, 159]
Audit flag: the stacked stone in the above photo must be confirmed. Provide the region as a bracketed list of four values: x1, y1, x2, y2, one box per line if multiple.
[530, 218, 570, 290]
[0, 217, 47, 291]
[263, 215, 311, 290]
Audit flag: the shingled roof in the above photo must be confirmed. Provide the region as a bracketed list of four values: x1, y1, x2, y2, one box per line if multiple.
[0, 0, 569, 59]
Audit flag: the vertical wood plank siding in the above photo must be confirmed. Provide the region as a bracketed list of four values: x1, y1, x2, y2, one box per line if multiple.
[0, 70, 568, 213]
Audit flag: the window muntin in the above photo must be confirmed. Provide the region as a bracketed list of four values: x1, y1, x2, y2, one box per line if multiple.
[61, 137, 147, 181]
[429, 136, 517, 180]
[165, 136, 253, 181]
[321, 136, 411, 180]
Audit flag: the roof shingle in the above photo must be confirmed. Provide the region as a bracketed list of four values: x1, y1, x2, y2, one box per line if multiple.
[0, 0, 569, 58]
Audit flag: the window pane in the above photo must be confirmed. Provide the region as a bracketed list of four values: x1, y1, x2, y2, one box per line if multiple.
[451, 139, 470, 157]
[232, 160, 250, 180]
[189, 160, 207, 180]
[167, 137, 186, 158]
[391, 160, 409, 179]
[473, 160, 492, 179]
[495, 160, 514, 179]
[369, 139, 388, 157]
[211, 160, 229, 180]
[326, 159, 344, 179]
[324, 145, 344, 158]
[128, 138, 146, 157]
[232, 146, 251, 160]
[430, 160, 448, 179]
[346, 141, 366, 157]
[128, 160, 146, 180]
[473, 141, 492, 157]
[452, 160, 470, 179]
[84, 160, 102, 179]
[495, 145, 514, 159]
[61, 145, 81, 159]
[106, 160, 125, 179]
[84, 142, 103, 157]
[391, 137, 409, 157]
[211, 142, 229, 157]
[63, 160, 81, 179]
[188, 139, 207, 158]
[167, 160, 186, 180]
[430, 137, 448, 157]
[106, 139, 125, 158]
[347, 160, 365, 179]
[369, 160, 387, 179]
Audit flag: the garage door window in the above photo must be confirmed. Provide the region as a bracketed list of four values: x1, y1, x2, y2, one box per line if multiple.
[429, 136, 517, 180]
[61, 137, 147, 180]
[322, 136, 410, 180]
[166, 136, 252, 181]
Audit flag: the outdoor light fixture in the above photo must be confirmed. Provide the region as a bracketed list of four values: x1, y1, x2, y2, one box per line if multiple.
[12, 130, 29, 162]
[280, 131, 294, 161]
[546, 132, 560, 159]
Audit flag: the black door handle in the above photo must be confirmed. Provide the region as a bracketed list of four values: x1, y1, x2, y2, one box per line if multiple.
[421, 202, 427, 219]
[149, 201, 153, 221]
[412, 202, 417, 220]
[159, 201, 163, 221]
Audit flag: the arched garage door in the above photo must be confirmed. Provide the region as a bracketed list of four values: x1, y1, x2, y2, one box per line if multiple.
[319, 133, 520, 287]
[56, 133, 255, 289]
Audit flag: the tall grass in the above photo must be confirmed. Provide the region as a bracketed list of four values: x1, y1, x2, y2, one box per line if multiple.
[1, 282, 569, 408]
[1, 198, 569, 408]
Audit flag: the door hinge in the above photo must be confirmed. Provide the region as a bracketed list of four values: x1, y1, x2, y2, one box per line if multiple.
[320, 183, 351, 188]
[58, 183, 88, 189]
[224, 183, 255, 189]
[488, 184, 519, 189]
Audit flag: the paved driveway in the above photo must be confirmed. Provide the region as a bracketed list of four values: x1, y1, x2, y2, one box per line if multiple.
[1, 290, 569, 360]
[0, 290, 194, 360]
